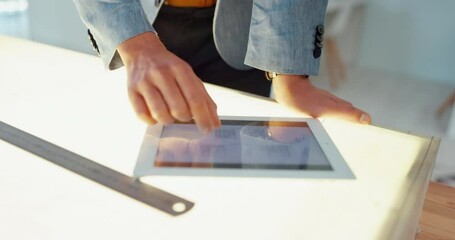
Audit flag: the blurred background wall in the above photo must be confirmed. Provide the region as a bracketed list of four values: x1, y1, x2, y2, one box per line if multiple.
[358, 0, 455, 85]
[27, 0, 92, 54]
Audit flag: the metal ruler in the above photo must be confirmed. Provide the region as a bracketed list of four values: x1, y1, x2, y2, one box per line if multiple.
[0, 120, 194, 216]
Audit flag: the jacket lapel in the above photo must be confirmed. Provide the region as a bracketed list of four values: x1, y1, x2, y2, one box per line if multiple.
[213, 0, 253, 70]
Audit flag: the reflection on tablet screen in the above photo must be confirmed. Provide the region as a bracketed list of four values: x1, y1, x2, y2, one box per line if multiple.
[154, 120, 333, 171]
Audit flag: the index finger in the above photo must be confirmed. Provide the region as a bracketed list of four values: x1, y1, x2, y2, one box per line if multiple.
[173, 65, 219, 133]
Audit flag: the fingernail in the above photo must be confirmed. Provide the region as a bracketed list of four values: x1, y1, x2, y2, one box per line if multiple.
[360, 113, 371, 125]
[139, 114, 155, 125]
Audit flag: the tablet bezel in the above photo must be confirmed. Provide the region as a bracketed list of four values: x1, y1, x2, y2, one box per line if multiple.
[133, 116, 354, 179]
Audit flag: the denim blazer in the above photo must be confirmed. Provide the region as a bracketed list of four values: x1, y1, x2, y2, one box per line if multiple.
[73, 0, 328, 76]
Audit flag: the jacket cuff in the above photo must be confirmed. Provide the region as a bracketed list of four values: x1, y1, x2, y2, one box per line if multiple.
[74, 0, 155, 70]
[244, 0, 328, 76]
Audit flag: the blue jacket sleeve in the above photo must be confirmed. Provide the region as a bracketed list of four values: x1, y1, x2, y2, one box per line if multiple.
[244, 0, 328, 76]
[73, 0, 157, 70]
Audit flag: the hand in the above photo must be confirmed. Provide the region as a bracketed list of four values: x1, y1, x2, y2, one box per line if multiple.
[117, 32, 220, 133]
[272, 75, 372, 124]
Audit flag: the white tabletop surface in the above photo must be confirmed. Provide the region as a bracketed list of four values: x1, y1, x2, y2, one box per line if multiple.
[0, 35, 434, 240]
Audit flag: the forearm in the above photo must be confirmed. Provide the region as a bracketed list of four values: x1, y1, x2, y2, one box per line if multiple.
[117, 32, 163, 66]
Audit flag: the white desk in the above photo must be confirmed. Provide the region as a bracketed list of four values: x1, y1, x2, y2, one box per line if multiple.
[0, 36, 438, 240]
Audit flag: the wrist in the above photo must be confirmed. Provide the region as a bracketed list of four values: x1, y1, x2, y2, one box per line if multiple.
[117, 32, 164, 65]
[265, 71, 309, 81]
[279, 74, 310, 80]
[275, 74, 311, 87]
[272, 74, 314, 98]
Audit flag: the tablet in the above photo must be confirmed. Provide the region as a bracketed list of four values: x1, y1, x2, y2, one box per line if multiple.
[134, 116, 354, 179]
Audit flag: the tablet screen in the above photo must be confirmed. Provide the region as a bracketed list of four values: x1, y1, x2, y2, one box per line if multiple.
[154, 120, 332, 171]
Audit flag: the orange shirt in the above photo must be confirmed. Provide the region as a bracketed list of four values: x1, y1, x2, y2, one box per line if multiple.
[164, 0, 216, 8]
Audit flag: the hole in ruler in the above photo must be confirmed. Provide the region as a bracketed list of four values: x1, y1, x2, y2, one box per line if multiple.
[172, 202, 187, 213]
